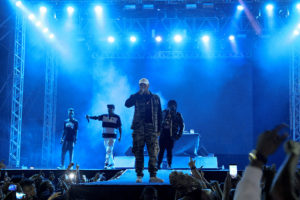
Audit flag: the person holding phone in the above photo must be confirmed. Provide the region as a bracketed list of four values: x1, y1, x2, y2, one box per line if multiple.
[58, 108, 78, 169]
[157, 100, 184, 169]
[86, 104, 122, 169]
[125, 78, 163, 183]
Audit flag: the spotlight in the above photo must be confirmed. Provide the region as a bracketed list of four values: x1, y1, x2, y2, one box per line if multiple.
[16, 1, 22, 7]
[35, 21, 41, 27]
[202, 35, 210, 42]
[266, 4, 274, 11]
[294, 30, 300, 36]
[95, 5, 103, 13]
[237, 5, 244, 11]
[40, 6, 47, 14]
[174, 34, 183, 43]
[28, 14, 35, 21]
[68, 173, 75, 180]
[130, 36, 137, 43]
[49, 34, 55, 39]
[297, 3, 300, 10]
[229, 35, 235, 41]
[155, 36, 162, 42]
[67, 6, 74, 15]
[43, 28, 49, 33]
[107, 36, 115, 43]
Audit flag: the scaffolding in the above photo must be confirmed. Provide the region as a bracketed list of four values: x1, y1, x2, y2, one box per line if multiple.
[290, 42, 300, 142]
[9, 12, 26, 168]
[42, 50, 58, 168]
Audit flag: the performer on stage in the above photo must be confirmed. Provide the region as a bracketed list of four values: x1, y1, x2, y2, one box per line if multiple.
[86, 104, 122, 169]
[125, 78, 163, 183]
[59, 108, 78, 169]
[157, 100, 184, 169]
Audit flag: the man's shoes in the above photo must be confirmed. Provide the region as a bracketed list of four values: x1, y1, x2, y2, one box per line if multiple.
[104, 164, 115, 170]
[136, 176, 143, 183]
[167, 165, 173, 170]
[57, 165, 65, 169]
[149, 176, 164, 183]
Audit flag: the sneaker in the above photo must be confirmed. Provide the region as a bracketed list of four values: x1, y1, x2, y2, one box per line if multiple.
[57, 165, 65, 169]
[136, 176, 143, 183]
[149, 176, 164, 183]
[167, 165, 173, 170]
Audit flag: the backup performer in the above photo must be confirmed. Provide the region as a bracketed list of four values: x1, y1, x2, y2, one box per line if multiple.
[86, 104, 122, 169]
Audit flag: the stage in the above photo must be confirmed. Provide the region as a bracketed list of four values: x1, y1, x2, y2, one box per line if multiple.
[2, 168, 235, 200]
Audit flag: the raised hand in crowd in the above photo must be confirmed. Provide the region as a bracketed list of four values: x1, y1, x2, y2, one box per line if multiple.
[222, 173, 232, 200]
[270, 140, 300, 200]
[47, 192, 61, 200]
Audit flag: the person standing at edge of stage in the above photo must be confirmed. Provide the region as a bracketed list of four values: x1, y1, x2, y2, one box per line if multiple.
[157, 100, 184, 169]
[58, 108, 78, 169]
[125, 78, 164, 183]
[86, 104, 122, 169]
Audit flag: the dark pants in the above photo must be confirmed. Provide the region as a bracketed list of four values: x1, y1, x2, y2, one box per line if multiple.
[61, 140, 74, 166]
[157, 132, 175, 167]
[132, 123, 159, 177]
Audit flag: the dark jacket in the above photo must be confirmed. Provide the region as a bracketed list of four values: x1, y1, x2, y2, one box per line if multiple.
[125, 91, 162, 133]
[161, 109, 184, 139]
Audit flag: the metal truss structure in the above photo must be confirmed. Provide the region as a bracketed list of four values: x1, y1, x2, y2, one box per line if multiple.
[290, 42, 300, 142]
[42, 50, 58, 168]
[9, 12, 26, 168]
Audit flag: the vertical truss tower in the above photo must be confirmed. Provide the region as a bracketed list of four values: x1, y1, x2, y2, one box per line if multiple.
[290, 42, 300, 142]
[42, 50, 58, 168]
[9, 12, 26, 168]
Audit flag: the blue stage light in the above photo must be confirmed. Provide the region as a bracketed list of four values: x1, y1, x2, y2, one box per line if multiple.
[28, 14, 35, 21]
[107, 36, 115, 43]
[130, 36, 137, 43]
[67, 6, 74, 15]
[297, 3, 300, 10]
[155, 36, 162, 42]
[35, 21, 41, 27]
[40, 6, 47, 14]
[237, 5, 244, 11]
[95, 6, 103, 13]
[202, 35, 210, 43]
[294, 30, 300, 36]
[174, 34, 182, 43]
[16, 1, 22, 7]
[49, 34, 55, 39]
[229, 35, 235, 41]
[43, 28, 49, 33]
[266, 4, 274, 11]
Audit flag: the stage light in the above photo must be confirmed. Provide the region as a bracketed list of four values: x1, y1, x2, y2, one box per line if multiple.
[68, 173, 75, 180]
[237, 5, 244, 11]
[266, 4, 274, 11]
[130, 36, 137, 43]
[294, 30, 300, 36]
[298, 24, 300, 29]
[67, 6, 74, 15]
[40, 6, 47, 14]
[174, 34, 183, 43]
[229, 35, 235, 41]
[107, 36, 115, 43]
[202, 35, 210, 43]
[16, 1, 22, 7]
[155, 36, 162, 42]
[95, 6, 103, 13]
[297, 3, 300, 10]
[43, 28, 49, 33]
[49, 34, 55, 39]
[35, 21, 41, 27]
[28, 14, 35, 21]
